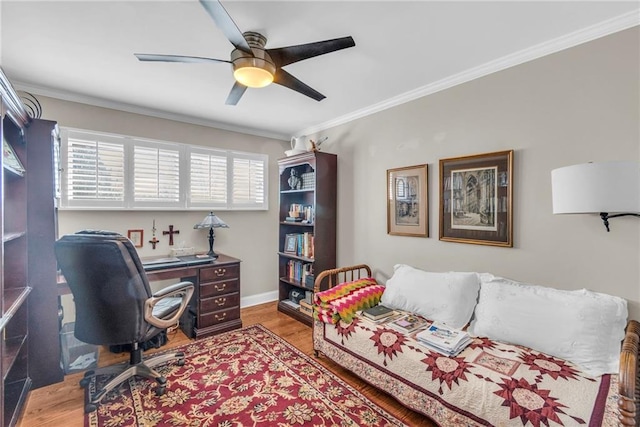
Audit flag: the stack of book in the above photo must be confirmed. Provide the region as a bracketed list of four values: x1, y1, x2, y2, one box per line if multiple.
[387, 313, 429, 334]
[362, 305, 395, 321]
[416, 322, 472, 356]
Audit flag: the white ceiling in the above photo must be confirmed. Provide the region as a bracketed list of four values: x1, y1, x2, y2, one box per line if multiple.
[1, 1, 638, 141]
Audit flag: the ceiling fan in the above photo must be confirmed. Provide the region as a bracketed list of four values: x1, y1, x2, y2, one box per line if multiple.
[135, 0, 355, 105]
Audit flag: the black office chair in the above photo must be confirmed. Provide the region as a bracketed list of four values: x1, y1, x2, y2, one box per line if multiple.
[54, 230, 195, 413]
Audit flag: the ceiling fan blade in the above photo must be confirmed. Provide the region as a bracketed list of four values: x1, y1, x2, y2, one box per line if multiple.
[226, 82, 248, 105]
[135, 53, 231, 64]
[267, 36, 355, 68]
[273, 69, 325, 102]
[199, 0, 253, 55]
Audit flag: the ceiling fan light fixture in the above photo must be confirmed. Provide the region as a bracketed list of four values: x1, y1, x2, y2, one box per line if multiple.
[232, 57, 275, 88]
[234, 66, 273, 88]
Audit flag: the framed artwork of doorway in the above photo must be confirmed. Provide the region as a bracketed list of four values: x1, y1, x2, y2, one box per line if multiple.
[439, 150, 513, 247]
[387, 164, 428, 237]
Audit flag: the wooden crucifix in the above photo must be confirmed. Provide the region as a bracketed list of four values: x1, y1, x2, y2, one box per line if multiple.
[163, 225, 180, 246]
[149, 219, 160, 249]
[148, 236, 160, 249]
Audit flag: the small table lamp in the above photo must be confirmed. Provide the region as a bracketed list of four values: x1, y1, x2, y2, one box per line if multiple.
[193, 212, 229, 258]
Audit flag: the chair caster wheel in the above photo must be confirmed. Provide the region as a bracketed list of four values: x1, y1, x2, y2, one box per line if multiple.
[177, 359, 185, 367]
[79, 378, 91, 388]
[155, 385, 166, 396]
[85, 403, 97, 413]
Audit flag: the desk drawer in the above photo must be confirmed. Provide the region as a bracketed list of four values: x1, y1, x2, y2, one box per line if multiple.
[200, 264, 239, 282]
[200, 292, 239, 313]
[199, 307, 240, 328]
[200, 279, 239, 298]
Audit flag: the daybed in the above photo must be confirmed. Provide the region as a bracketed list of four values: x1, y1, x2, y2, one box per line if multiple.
[312, 264, 639, 426]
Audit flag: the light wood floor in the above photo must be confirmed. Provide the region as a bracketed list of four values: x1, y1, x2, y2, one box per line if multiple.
[18, 301, 435, 426]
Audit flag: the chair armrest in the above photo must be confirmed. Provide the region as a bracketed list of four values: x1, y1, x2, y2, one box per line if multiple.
[152, 281, 194, 298]
[144, 281, 195, 329]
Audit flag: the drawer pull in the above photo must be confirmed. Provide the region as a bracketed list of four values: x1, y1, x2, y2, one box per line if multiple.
[214, 313, 227, 321]
[215, 268, 226, 277]
[215, 297, 226, 306]
[214, 283, 227, 291]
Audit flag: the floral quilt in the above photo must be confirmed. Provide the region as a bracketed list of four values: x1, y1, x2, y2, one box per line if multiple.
[314, 316, 620, 426]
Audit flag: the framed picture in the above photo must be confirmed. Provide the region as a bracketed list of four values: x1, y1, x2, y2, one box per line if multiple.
[439, 150, 513, 247]
[387, 164, 428, 237]
[3, 137, 25, 176]
[127, 229, 144, 248]
[284, 234, 298, 254]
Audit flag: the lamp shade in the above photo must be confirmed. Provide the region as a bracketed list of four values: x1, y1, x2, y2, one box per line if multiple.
[193, 212, 229, 229]
[551, 161, 640, 214]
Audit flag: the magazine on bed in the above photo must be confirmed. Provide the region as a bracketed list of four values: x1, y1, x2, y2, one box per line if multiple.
[387, 313, 430, 333]
[416, 322, 472, 356]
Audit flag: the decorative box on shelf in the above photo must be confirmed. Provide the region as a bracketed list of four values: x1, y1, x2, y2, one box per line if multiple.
[305, 275, 315, 289]
[300, 300, 313, 317]
[301, 172, 315, 189]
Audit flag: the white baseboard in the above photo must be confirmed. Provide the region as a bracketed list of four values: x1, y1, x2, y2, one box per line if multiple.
[241, 290, 278, 308]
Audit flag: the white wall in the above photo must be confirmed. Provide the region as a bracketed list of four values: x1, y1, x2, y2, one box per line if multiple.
[37, 97, 287, 319]
[40, 27, 639, 322]
[311, 27, 640, 318]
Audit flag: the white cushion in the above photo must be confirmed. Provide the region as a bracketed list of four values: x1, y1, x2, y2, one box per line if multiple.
[468, 274, 628, 377]
[381, 264, 480, 329]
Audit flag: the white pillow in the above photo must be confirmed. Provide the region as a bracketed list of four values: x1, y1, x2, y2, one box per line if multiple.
[467, 274, 628, 377]
[380, 264, 480, 329]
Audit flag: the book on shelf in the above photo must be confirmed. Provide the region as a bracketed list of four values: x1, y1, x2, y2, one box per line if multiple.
[387, 313, 430, 333]
[282, 232, 314, 258]
[286, 260, 313, 286]
[288, 204, 314, 223]
[416, 322, 472, 356]
[281, 299, 301, 310]
[362, 304, 395, 321]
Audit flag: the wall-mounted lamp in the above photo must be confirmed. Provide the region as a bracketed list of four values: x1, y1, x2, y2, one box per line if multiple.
[193, 212, 229, 258]
[551, 161, 640, 232]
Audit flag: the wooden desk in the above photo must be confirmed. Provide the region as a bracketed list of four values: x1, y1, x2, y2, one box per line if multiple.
[58, 254, 242, 339]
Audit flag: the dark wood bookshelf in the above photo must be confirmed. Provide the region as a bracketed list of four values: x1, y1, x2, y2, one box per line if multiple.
[277, 152, 336, 325]
[1, 68, 63, 426]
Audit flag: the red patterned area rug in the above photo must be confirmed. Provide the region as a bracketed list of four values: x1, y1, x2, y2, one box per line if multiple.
[86, 324, 405, 426]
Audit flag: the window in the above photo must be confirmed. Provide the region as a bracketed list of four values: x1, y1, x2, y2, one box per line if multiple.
[59, 128, 268, 210]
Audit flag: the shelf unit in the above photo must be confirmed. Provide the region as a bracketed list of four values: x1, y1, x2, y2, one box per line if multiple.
[1, 68, 32, 427]
[0, 68, 61, 426]
[277, 151, 336, 325]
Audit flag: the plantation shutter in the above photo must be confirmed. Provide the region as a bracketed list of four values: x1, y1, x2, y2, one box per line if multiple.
[60, 127, 268, 210]
[65, 137, 125, 204]
[134, 145, 181, 205]
[189, 151, 227, 207]
[232, 155, 266, 208]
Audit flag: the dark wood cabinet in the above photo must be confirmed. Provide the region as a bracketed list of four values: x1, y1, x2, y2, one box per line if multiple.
[1, 69, 62, 426]
[277, 152, 337, 325]
[180, 254, 242, 339]
[26, 119, 63, 389]
[1, 69, 32, 427]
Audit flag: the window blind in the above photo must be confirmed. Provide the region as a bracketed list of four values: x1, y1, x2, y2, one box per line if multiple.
[59, 127, 268, 210]
[65, 137, 125, 202]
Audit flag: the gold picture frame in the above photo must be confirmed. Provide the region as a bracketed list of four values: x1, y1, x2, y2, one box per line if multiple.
[127, 229, 144, 248]
[439, 150, 513, 247]
[387, 164, 428, 237]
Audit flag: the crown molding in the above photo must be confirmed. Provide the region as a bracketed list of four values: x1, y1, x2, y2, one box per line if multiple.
[298, 11, 639, 136]
[11, 81, 289, 141]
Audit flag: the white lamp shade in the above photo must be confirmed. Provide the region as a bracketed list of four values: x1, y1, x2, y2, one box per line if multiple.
[551, 161, 640, 214]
